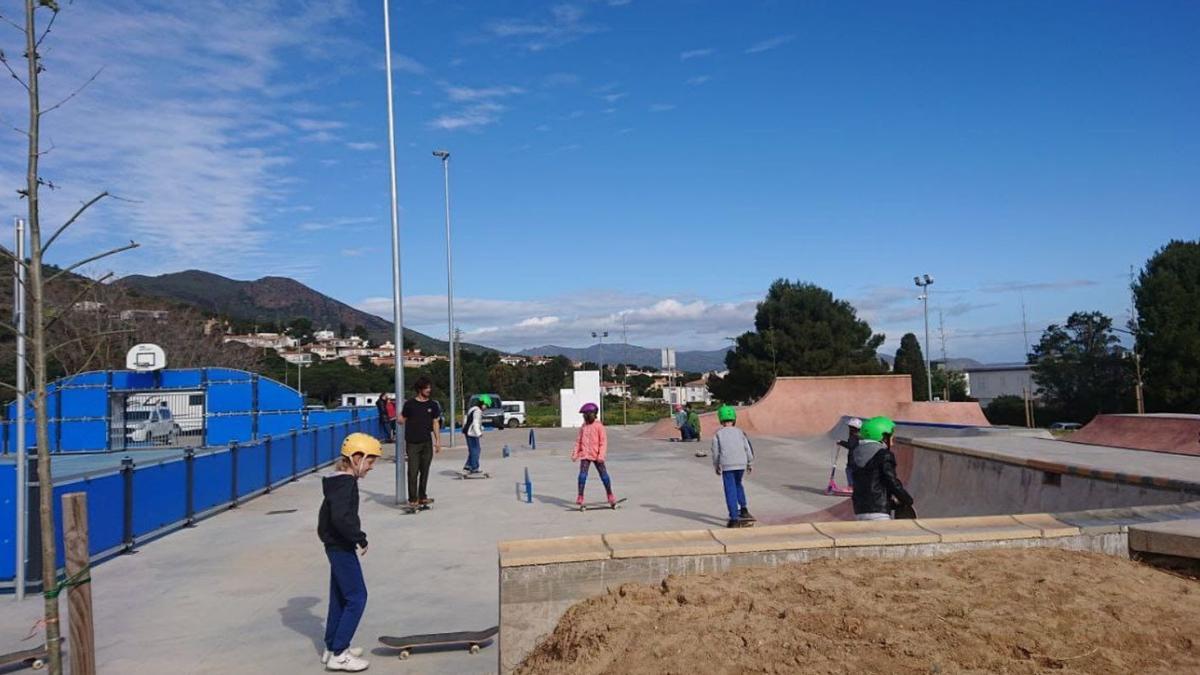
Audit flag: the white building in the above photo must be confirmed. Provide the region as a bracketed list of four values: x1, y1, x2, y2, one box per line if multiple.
[340, 393, 382, 407]
[662, 380, 713, 406]
[963, 363, 1037, 406]
[601, 381, 631, 399]
[223, 332, 297, 350]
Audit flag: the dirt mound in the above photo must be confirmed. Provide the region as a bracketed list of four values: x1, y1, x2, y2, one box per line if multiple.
[517, 548, 1200, 674]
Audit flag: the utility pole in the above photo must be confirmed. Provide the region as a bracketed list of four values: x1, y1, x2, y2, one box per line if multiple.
[433, 149, 455, 448]
[621, 317, 628, 426]
[14, 217, 27, 601]
[938, 309, 949, 401]
[592, 331, 608, 420]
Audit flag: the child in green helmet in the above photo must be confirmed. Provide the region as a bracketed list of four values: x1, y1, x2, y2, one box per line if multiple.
[711, 405, 755, 527]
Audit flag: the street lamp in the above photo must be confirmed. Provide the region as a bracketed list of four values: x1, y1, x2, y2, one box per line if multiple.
[913, 274, 935, 402]
[382, 0, 408, 504]
[433, 149, 456, 447]
[1109, 326, 1146, 415]
[592, 331, 608, 419]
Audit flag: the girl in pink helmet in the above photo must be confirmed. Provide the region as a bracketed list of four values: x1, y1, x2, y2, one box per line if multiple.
[572, 402, 616, 506]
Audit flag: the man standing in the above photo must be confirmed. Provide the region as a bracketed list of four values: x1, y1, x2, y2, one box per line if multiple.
[400, 377, 441, 509]
[376, 393, 392, 443]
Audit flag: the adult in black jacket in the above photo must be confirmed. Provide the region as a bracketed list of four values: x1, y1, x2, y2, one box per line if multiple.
[848, 416, 913, 520]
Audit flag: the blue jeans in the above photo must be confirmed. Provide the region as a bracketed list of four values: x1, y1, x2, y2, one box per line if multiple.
[464, 435, 482, 472]
[721, 469, 748, 521]
[325, 549, 367, 654]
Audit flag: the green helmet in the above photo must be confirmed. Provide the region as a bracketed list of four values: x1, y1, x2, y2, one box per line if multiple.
[478, 394, 493, 408]
[717, 405, 737, 423]
[860, 416, 896, 442]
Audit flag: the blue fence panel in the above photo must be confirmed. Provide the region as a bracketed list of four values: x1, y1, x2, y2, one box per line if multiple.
[258, 380, 302, 412]
[207, 415, 252, 446]
[59, 386, 107, 418]
[207, 381, 253, 414]
[236, 442, 267, 498]
[268, 437, 293, 485]
[193, 451, 233, 514]
[59, 420, 108, 453]
[318, 427, 336, 464]
[76, 473, 126, 557]
[259, 411, 302, 438]
[160, 369, 204, 388]
[132, 460, 187, 537]
[0, 464, 13, 580]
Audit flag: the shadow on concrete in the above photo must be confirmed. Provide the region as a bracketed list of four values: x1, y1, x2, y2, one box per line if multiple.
[279, 596, 324, 656]
[359, 488, 414, 511]
[534, 494, 579, 511]
[785, 484, 840, 497]
[641, 503, 727, 527]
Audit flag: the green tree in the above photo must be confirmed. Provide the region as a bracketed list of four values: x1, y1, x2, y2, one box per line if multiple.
[714, 279, 885, 402]
[1030, 311, 1132, 422]
[353, 324, 370, 341]
[1133, 239, 1200, 412]
[893, 333, 929, 401]
[931, 368, 970, 402]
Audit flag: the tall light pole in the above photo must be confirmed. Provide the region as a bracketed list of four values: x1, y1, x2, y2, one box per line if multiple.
[913, 274, 934, 402]
[592, 331, 607, 420]
[14, 217, 26, 601]
[433, 149, 456, 448]
[382, 0, 407, 504]
[1110, 326, 1146, 415]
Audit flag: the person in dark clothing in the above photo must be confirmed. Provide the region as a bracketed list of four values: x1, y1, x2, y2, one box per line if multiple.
[400, 377, 441, 509]
[836, 417, 862, 488]
[317, 432, 381, 672]
[848, 416, 913, 521]
[375, 394, 391, 442]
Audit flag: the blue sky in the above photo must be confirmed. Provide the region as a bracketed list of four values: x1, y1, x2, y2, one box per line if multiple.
[1, 1, 1197, 361]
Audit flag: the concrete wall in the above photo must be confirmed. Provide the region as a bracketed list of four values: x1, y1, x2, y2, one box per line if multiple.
[559, 371, 600, 428]
[496, 513, 1152, 673]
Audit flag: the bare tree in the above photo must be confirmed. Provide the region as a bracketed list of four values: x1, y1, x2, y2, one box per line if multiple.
[2, 3, 137, 671]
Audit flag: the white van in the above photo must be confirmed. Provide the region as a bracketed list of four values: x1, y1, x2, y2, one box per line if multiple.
[499, 401, 526, 428]
[125, 403, 181, 444]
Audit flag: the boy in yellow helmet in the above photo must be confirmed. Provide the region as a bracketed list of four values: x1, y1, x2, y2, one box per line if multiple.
[318, 433, 380, 671]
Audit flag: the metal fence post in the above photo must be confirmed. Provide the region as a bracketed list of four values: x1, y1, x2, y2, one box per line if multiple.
[264, 435, 272, 493]
[311, 428, 318, 470]
[184, 448, 195, 527]
[290, 431, 298, 481]
[230, 441, 240, 508]
[121, 457, 135, 552]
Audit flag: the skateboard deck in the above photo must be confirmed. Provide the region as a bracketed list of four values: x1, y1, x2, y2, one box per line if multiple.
[578, 497, 627, 511]
[402, 504, 432, 514]
[0, 646, 47, 670]
[458, 471, 491, 480]
[379, 626, 498, 660]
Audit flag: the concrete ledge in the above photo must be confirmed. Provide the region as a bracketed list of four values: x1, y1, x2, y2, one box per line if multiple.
[1013, 513, 1079, 538]
[916, 515, 1040, 543]
[811, 519, 939, 546]
[1129, 519, 1200, 560]
[711, 523, 833, 553]
[603, 530, 724, 558]
[499, 535, 611, 567]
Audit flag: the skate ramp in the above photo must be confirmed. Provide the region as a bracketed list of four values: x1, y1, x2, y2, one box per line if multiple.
[1066, 414, 1200, 457]
[643, 375, 989, 440]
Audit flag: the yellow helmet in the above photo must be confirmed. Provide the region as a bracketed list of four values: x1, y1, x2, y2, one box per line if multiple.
[341, 432, 382, 458]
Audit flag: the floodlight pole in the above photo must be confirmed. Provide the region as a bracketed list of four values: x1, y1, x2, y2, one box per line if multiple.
[433, 149, 455, 448]
[14, 217, 26, 601]
[382, 0, 407, 504]
[914, 274, 935, 401]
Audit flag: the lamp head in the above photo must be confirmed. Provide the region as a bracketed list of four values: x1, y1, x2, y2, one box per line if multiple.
[923, 274, 934, 285]
[432, 149, 450, 159]
[913, 276, 922, 287]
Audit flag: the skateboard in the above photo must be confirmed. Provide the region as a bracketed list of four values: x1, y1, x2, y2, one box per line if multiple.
[379, 626, 498, 660]
[0, 646, 47, 670]
[578, 497, 627, 512]
[402, 504, 432, 514]
[458, 471, 491, 480]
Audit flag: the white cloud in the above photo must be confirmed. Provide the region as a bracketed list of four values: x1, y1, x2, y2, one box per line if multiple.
[601, 92, 627, 103]
[345, 141, 379, 151]
[485, 4, 601, 51]
[390, 54, 427, 75]
[649, 103, 676, 112]
[517, 316, 560, 328]
[430, 82, 523, 131]
[302, 130, 339, 143]
[294, 118, 345, 131]
[298, 216, 377, 232]
[680, 48, 715, 61]
[746, 34, 796, 54]
[686, 75, 711, 86]
[444, 84, 525, 102]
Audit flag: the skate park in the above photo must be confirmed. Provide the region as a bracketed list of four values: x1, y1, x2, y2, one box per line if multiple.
[3, 374, 1198, 673]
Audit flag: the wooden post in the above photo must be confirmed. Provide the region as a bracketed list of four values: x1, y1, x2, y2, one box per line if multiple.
[63, 492, 96, 675]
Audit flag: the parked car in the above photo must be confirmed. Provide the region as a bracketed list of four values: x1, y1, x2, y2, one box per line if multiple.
[126, 403, 181, 444]
[499, 401, 526, 428]
[1049, 422, 1082, 431]
[468, 393, 525, 428]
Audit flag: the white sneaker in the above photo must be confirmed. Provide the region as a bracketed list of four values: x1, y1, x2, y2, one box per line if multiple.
[326, 649, 369, 671]
[321, 647, 364, 664]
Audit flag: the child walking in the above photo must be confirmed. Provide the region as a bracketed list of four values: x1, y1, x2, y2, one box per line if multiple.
[318, 433, 381, 672]
[712, 405, 755, 528]
[572, 402, 617, 506]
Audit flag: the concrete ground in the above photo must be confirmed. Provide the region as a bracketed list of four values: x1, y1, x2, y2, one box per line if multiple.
[0, 424, 843, 674]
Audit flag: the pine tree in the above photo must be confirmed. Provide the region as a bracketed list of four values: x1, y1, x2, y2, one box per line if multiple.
[893, 333, 929, 401]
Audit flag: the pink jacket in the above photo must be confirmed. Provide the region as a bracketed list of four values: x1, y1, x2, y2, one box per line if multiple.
[572, 421, 608, 462]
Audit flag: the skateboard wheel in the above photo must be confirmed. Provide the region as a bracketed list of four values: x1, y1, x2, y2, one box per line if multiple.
[398, 650, 410, 660]
[32, 659, 45, 670]
[469, 644, 480, 655]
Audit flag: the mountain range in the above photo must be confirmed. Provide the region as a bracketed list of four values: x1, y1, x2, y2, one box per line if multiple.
[117, 270, 491, 354]
[519, 344, 731, 373]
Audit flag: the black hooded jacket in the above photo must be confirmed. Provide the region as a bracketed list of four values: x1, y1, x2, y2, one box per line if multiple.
[318, 473, 367, 551]
[849, 440, 914, 515]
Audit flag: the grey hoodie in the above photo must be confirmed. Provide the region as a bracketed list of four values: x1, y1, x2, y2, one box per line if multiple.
[711, 425, 754, 471]
[850, 439, 887, 469]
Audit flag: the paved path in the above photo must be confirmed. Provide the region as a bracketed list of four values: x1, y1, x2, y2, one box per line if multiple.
[0, 425, 838, 674]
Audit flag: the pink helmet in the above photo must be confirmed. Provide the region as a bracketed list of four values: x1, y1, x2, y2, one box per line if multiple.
[579, 402, 599, 414]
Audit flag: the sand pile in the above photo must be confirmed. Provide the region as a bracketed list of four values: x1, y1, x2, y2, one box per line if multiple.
[517, 548, 1199, 674]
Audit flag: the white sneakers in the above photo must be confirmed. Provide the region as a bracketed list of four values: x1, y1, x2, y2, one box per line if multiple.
[323, 647, 368, 671]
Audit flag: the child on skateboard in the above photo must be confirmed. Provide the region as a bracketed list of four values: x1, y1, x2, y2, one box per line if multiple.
[462, 395, 488, 474]
[712, 405, 755, 528]
[572, 402, 617, 507]
[318, 433, 381, 672]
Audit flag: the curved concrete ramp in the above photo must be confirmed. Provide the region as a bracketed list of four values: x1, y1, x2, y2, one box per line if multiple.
[643, 375, 989, 439]
[1067, 414, 1200, 457]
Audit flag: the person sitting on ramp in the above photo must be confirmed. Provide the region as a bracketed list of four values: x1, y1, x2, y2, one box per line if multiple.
[849, 416, 914, 521]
